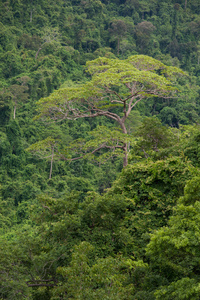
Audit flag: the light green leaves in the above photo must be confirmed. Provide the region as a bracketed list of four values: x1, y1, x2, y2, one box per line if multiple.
[36, 54, 184, 122]
[26, 137, 60, 160]
[63, 125, 136, 164]
[34, 55, 186, 166]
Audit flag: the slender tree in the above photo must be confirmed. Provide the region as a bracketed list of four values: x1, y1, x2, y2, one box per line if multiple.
[9, 76, 30, 119]
[26, 137, 59, 179]
[109, 19, 127, 55]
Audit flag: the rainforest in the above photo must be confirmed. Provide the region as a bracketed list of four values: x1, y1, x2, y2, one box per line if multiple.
[1, 0, 200, 299]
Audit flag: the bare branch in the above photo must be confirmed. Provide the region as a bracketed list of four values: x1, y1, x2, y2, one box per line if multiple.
[26, 279, 57, 283]
[63, 141, 124, 163]
[27, 283, 56, 287]
[105, 88, 124, 102]
[131, 97, 145, 109]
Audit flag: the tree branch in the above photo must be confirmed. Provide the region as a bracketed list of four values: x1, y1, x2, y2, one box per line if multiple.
[26, 278, 57, 287]
[63, 141, 124, 163]
[27, 283, 56, 287]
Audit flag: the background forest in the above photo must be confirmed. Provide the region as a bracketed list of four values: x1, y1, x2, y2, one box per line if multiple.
[1, 0, 200, 299]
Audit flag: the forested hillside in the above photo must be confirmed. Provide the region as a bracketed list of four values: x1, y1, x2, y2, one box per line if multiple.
[1, 0, 200, 299]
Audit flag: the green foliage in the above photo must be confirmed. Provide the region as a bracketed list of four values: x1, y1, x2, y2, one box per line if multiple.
[146, 176, 200, 298]
[0, 1, 200, 299]
[36, 55, 185, 121]
[64, 125, 135, 164]
[0, 236, 32, 299]
[35, 55, 185, 167]
[54, 241, 136, 299]
[0, 89, 12, 125]
[154, 278, 200, 300]
[130, 116, 175, 160]
[108, 156, 199, 257]
[180, 176, 200, 205]
[183, 126, 200, 167]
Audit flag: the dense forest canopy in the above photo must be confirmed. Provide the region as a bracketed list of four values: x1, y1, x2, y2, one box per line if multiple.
[0, 0, 200, 299]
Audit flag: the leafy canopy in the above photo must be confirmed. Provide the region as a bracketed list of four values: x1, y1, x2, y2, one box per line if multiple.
[34, 55, 185, 166]
[36, 55, 185, 123]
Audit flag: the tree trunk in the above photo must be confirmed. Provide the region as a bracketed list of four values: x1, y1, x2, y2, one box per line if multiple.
[185, 0, 187, 9]
[119, 119, 128, 167]
[35, 47, 42, 59]
[123, 142, 128, 167]
[117, 38, 120, 56]
[49, 145, 54, 179]
[30, 9, 33, 22]
[13, 105, 16, 119]
[30, 0, 33, 22]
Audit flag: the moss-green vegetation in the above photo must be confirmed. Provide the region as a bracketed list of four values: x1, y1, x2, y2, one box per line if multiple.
[1, 0, 200, 299]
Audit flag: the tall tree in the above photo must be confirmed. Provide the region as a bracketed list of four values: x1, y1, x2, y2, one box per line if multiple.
[9, 76, 30, 119]
[134, 21, 156, 54]
[35, 55, 185, 167]
[26, 137, 59, 179]
[109, 19, 127, 55]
